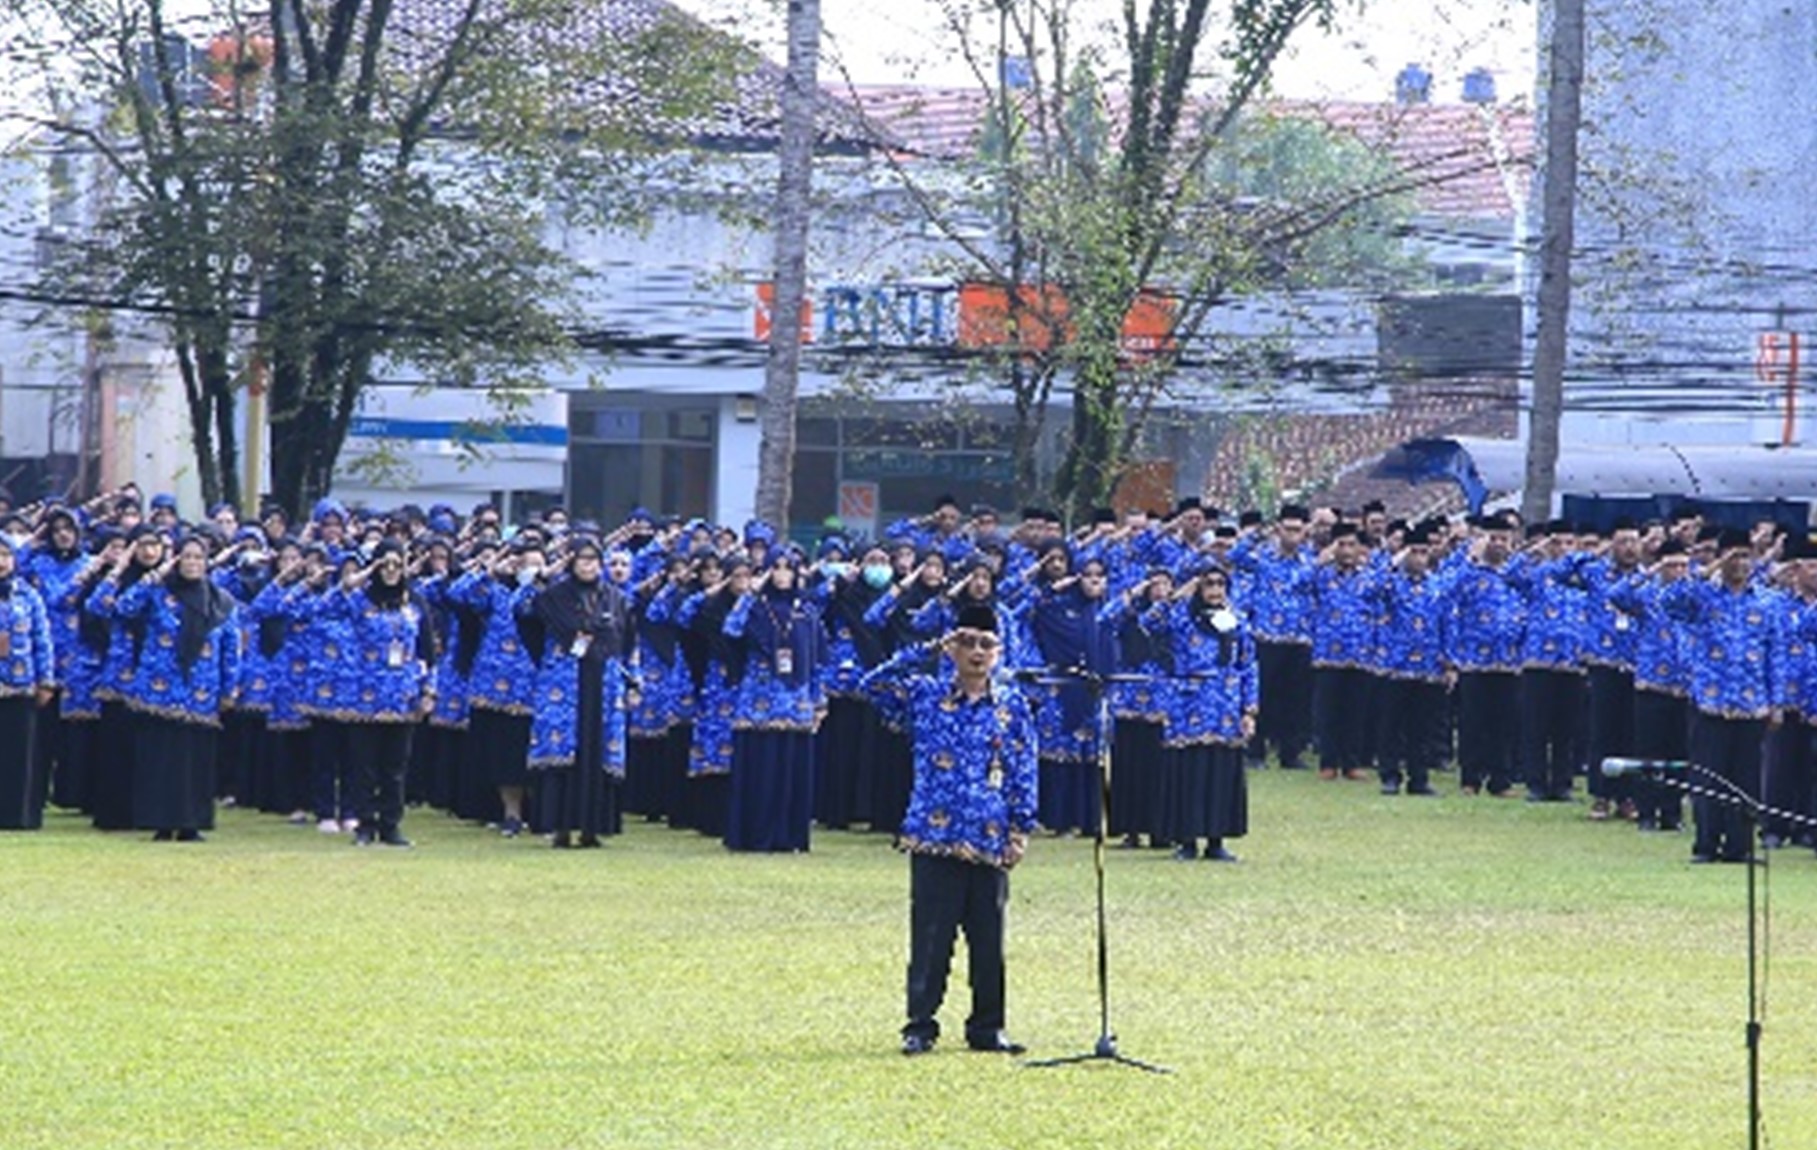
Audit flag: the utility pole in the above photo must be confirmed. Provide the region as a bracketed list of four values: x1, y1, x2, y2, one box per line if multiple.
[1523, 0, 1586, 522]
[753, 0, 820, 531]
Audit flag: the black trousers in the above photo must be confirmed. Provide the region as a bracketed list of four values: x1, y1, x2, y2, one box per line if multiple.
[1255, 642, 1312, 765]
[343, 722, 415, 837]
[1690, 714, 1765, 861]
[904, 853, 1008, 1043]
[1584, 666, 1636, 802]
[1457, 671, 1519, 792]
[1521, 668, 1583, 799]
[1762, 717, 1813, 845]
[1376, 677, 1448, 791]
[1632, 689, 1690, 829]
[1313, 666, 1371, 773]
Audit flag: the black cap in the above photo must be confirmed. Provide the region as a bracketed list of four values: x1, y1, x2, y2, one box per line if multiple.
[1361, 499, 1387, 515]
[1174, 496, 1204, 516]
[1091, 507, 1117, 525]
[1330, 522, 1360, 541]
[1279, 503, 1309, 524]
[1657, 539, 1688, 558]
[954, 604, 998, 633]
[1783, 534, 1817, 561]
[1405, 524, 1434, 547]
[1717, 527, 1751, 553]
[1238, 510, 1263, 528]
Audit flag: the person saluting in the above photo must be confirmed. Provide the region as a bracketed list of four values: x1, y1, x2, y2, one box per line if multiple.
[861, 603, 1037, 1057]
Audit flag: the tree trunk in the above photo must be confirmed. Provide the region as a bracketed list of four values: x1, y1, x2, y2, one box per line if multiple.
[1523, 0, 1585, 523]
[753, 0, 820, 530]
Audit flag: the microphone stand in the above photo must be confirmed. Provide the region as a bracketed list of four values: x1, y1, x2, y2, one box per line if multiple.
[1602, 758, 1817, 1150]
[1021, 665, 1171, 1075]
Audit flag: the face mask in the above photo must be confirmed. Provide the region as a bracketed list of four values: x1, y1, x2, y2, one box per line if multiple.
[862, 564, 893, 589]
[517, 567, 538, 587]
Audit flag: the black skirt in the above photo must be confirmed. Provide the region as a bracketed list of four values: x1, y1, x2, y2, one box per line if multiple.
[91, 701, 138, 830]
[1110, 717, 1164, 837]
[132, 713, 218, 833]
[0, 696, 43, 830]
[1160, 743, 1247, 841]
[470, 707, 531, 790]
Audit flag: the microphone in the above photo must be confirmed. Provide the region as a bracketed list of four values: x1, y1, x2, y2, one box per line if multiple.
[1599, 757, 1691, 778]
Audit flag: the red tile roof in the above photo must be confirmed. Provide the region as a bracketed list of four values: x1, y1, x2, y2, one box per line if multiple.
[838, 84, 1532, 221]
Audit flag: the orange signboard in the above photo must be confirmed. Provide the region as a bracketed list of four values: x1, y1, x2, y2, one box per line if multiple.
[956, 283, 1176, 358]
[755, 281, 814, 342]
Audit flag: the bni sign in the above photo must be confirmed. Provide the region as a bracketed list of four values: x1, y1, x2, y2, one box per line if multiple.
[754, 282, 958, 348]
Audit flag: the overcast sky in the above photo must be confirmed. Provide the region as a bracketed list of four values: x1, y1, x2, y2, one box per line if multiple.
[682, 0, 1538, 105]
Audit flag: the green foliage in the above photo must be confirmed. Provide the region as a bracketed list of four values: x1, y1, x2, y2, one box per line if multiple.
[3, 775, 1816, 1148]
[7, 0, 738, 510]
[882, 1, 1418, 519]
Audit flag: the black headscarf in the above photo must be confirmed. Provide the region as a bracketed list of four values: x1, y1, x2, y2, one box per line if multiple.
[166, 540, 236, 672]
[1188, 570, 1238, 666]
[0, 537, 15, 599]
[744, 561, 820, 688]
[43, 509, 83, 562]
[536, 540, 630, 664]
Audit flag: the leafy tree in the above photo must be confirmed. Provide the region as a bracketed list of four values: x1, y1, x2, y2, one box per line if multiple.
[838, 0, 1466, 518]
[5, 0, 737, 511]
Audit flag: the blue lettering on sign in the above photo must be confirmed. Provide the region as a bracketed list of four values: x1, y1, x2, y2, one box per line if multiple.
[347, 418, 568, 447]
[820, 283, 956, 348]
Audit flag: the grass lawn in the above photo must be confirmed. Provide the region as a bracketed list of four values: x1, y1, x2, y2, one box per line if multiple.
[4, 769, 1816, 1150]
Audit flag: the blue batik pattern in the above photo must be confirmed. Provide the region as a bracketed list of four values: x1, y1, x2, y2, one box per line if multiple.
[0, 583, 55, 697]
[101, 579, 242, 727]
[524, 643, 629, 774]
[418, 574, 468, 729]
[1608, 574, 1690, 697]
[1309, 565, 1376, 670]
[1370, 570, 1450, 681]
[24, 552, 85, 685]
[1152, 602, 1259, 749]
[449, 573, 541, 715]
[1443, 561, 1526, 672]
[1229, 537, 1313, 644]
[1576, 557, 1642, 671]
[1507, 555, 1587, 672]
[1659, 578, 1789, 719]
[860, 644, 1038, 868]
[311, 588, 435, 723]
[298, 585, 360, 719]
[629, 584, 695, 735]
[723, 593, 823, 732]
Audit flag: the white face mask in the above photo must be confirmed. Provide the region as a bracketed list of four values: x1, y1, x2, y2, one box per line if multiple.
[517, 567, 538, 587]
[862, 564, 893, 589]
[1210, 608, 1238, 634]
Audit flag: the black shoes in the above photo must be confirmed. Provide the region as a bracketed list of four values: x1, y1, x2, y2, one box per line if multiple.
[966, 1033, 1027, 1055]
[1172, 843, 1199, 861]
[379, 833, 413, 848]
[1203, 846, 1241, 863]
[901, 1034, 936, 1056]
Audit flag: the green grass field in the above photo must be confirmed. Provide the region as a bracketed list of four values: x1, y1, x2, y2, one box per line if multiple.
[4, 771, 1816, 1149]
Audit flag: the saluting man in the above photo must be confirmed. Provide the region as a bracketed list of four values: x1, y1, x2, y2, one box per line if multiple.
[861, 604, 1037, 1057]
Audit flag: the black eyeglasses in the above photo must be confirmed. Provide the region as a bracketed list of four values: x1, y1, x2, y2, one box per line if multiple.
[951, 634, 1001, 651]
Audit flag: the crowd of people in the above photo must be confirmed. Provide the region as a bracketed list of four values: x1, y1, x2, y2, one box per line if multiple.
[0, 484, 1812, 866]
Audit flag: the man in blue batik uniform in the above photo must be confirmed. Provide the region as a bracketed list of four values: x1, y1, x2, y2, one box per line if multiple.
[861, 604, 1037, 1057]
[1662, 529, 1790, 863]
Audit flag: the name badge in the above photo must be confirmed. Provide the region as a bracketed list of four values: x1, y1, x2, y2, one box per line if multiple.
[570, 634, 592, 658]
[987, 760, 1004, 789]
[775, 647, 794, 676]
[1614, 615, 1631, 632]
[387, 641, 407, 668]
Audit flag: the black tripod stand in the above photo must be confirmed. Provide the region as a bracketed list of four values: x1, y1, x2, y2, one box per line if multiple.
[1023, 667, 1171, 1074]
[1601, 755, 1817, 1150]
